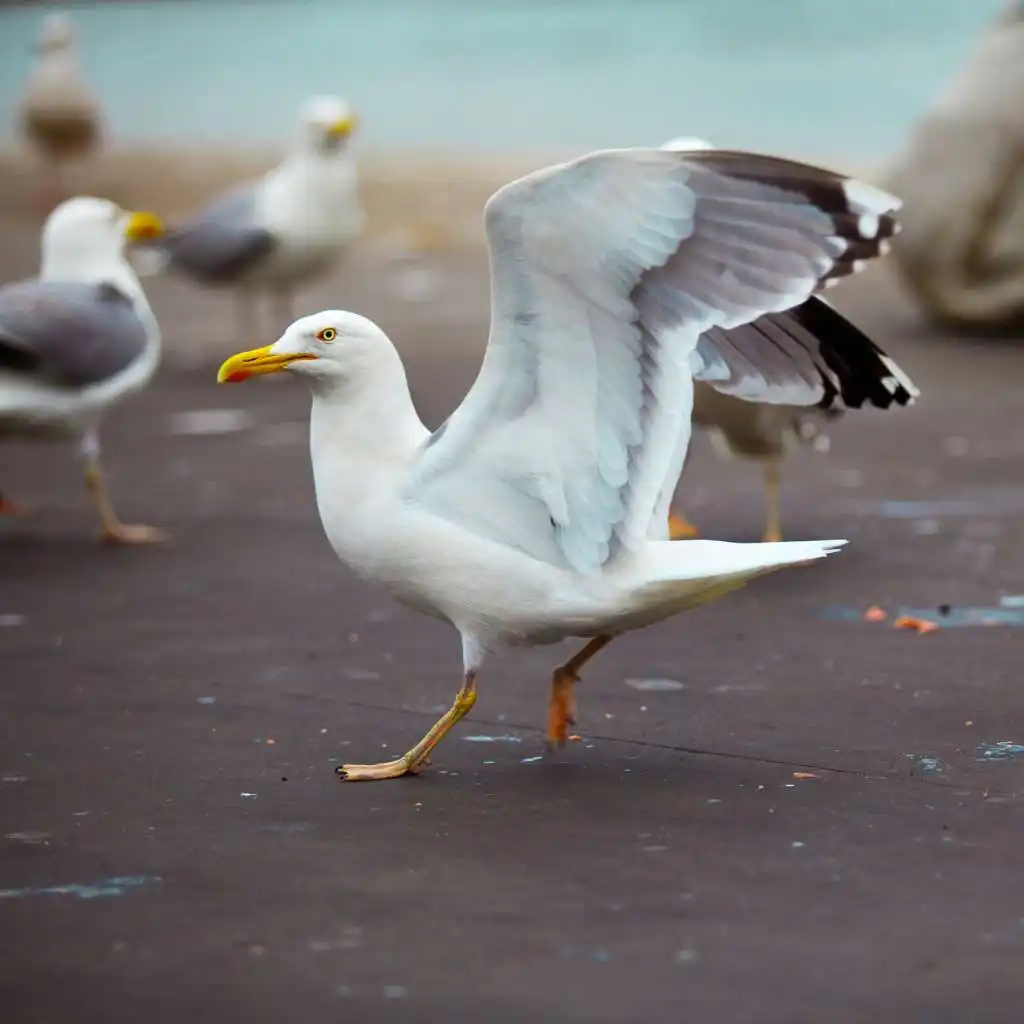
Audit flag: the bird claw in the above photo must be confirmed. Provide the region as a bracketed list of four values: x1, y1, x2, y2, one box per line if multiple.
[336, 754, 423, 782]
[101, 523, 169, 546]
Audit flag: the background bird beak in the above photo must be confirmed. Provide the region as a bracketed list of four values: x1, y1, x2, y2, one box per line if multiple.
[124, 211, 164, 242]
[326, 115, 357, 139]
[217, 346, 316, 383]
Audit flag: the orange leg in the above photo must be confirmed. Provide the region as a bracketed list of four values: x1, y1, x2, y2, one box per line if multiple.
[668, 509, 700, 540]
[547, 635, 613, 747]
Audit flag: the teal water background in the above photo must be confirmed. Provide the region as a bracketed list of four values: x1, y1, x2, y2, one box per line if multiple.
[0, 1, 1010, 155]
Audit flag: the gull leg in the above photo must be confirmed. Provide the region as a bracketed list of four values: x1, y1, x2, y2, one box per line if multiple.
[338, 671, 478, 782]
[668, 509, 700, 539]
[80, 430, 168, 545]
[762, 459, 782, 543]
[548, 634, 613, 747]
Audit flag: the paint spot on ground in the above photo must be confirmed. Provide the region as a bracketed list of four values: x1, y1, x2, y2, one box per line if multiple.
[905, 754, 948, 774]
[196, 696, 217, 705]
[0, 875, 162, 900]
[1000, 595, 1024, 608]
[5, 831, 50, 844]
[822, 605, 1024, 628]
[166, 408, 254, 436]
[625, 677, 685, 691]
[977, 742, 1024, 761]
[520, 755, 544, 764]
[344, 668, 382, 681]
[0, 614, 25, 628]
[463, 735, 523, 743]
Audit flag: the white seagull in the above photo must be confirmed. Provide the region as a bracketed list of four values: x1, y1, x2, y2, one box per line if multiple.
[150, 95, 364, 344]
[18, 13, 103, 212]
[218, 146, 905, 782]
[0, 197, 167, 543]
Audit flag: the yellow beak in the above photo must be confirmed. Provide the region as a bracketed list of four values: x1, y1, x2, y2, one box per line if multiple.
[326, 114, 357, 138]
[217, 345, 316, 383]
[123, 210, 164, 242]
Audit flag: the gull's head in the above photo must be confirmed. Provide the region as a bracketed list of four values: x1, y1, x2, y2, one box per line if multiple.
[298, 95, 358, 155]
[660, 136, 716, 153]
[41, 197, 164, 270]
[36, 13, 75, 54]
[218, 310, 390, 385]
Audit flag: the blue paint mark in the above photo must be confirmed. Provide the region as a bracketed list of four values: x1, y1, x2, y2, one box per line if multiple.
[560, 944, 612, 964]
[463, 735, 523, 744]
[822, 605, 1024, 628]
[1000, 595, 1024, 608]
[905, 754, 947, 774]
[977, 742, 1024, 762]
[0, 875, 162, 901]
[875, 499, 982, 519]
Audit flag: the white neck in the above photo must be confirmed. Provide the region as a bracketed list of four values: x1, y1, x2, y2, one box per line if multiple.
[309, 347, 429, 476]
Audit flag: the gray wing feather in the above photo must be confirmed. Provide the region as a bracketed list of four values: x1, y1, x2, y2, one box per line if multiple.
[0, 279, 148, 387]
[161, 184, 276, 284]
[407, 148, 903, 573]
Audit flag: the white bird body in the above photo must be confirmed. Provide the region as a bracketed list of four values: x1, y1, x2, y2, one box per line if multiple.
[0, 201, 159, 437]
[219, 144, 904, 779]
[304, 322, 844, 654]
[0, 197, 167, 542]
[152, 96, 364, 343]
[232, 148, 364, 288]
[19, 15, 101, 161]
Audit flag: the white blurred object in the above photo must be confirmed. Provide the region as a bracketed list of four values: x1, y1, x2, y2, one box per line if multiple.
[18, 14, 103, 208]
[885, 2, 1024, 328]
[660, 136, 715, 152]
[149, 95, 365, 343]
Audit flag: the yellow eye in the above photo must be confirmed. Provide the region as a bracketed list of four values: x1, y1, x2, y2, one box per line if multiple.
[317, 327, 337, 343]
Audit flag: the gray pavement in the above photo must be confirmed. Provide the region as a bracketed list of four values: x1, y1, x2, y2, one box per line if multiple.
[3, 247, 1024, 1022]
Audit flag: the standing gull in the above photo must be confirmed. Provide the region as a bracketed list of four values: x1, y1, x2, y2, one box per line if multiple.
[18, 14, 103, 213]
[659, 137, 918, 541]
[218, 146, 905, 782]
[0, 197, 166, 543]
[151, 95, 364, 344]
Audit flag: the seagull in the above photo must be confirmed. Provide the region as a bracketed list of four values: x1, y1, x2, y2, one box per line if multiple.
[658, 137, 918, 542]
[0, 197, 167, 543]
[217, 146, 905, 782]
[150, 95, 364, 344]
[17, 14, 103, 213]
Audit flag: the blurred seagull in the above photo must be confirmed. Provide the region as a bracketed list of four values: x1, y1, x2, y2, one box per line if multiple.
[149, 95, 364, 344]
[18, 14, 103, 213]
[660, 137, 918, 541]
[0, 197, 167, 543]
[218, 145, 907, 782]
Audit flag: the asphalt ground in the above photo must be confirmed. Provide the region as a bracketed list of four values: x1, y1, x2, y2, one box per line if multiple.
[3, 233, 1024, 1022]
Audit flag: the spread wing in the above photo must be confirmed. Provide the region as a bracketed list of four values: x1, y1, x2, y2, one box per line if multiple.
[403, 147, 901, 574]
[0, 279, 149, 388]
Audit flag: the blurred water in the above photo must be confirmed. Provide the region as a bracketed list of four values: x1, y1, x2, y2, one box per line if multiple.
[0, 0, 1009, 155]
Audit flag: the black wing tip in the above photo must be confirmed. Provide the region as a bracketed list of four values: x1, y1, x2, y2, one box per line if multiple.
[793, 298, 918, 412]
